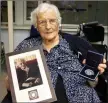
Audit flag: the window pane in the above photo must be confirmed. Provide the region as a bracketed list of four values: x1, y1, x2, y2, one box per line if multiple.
[50, 1, 88, 24]
[1, 1, 8, 22]
[1, 1, 15, 23]
[50, 1, 108, 26]
[26, 1, 38, 20]
[88, 1, 108, 26]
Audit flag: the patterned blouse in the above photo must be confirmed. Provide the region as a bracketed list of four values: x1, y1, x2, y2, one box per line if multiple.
[15, 36, 100, 103]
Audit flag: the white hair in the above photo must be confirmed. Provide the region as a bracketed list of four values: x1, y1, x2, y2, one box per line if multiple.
[30, 3, 62, 28]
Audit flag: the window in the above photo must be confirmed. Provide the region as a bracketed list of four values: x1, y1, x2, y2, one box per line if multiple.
[50, 1, 88, 24]
[2, 1, 108, 27]
[26, 1, 38, 20]
[23, 0, 52, 24]
[24, 0, 38, 24]
[49, 1, 108, 26]
[22, 0, 108, 33]
[1, 1, 15, 24]
[87, 1, 108, 26]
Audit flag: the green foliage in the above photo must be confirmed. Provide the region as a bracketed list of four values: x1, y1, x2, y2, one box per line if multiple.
[1, 42, 6, 71]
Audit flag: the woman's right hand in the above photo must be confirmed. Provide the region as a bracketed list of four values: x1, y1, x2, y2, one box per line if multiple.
[5, 76, 10, 91]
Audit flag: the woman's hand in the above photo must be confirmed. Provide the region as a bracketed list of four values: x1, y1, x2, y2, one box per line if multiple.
[34, 78, 40, 84]
[5, 76, 10, 91]
[98, 58, 107, 74]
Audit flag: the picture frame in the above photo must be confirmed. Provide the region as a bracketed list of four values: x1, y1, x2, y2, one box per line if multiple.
[5, 46, 57, 103]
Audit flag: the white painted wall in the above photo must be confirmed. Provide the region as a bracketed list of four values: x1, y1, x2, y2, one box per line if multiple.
[1, 30, 9, 53]
[13, 30, 30, 50]
[1, 29, 30, 53]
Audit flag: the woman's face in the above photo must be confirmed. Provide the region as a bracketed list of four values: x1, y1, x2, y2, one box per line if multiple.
[36, 9, 59, 41]
[15, 60, 26, 70]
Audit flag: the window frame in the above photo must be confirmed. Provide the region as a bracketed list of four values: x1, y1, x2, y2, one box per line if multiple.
[23, 0, 50, 25]
[1, 1, 15, 25]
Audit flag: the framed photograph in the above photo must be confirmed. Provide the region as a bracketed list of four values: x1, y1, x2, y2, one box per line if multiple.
[5, 46, 57, 103]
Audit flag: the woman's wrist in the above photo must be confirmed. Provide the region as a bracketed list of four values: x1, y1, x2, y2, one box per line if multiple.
[87, 77, 98, 87]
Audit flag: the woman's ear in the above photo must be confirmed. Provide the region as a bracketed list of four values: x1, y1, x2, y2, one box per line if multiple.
[59, 23, 62, 31]
[82, 59, 86, 64]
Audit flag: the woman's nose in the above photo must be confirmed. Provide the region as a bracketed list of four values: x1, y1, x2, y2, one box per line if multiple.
[46, 21, 51, 29]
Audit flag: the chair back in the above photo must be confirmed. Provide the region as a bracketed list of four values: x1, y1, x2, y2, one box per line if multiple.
[83, 25, 104, 43]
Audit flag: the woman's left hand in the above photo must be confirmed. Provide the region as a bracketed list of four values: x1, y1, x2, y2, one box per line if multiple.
[97, 58, 107, 74]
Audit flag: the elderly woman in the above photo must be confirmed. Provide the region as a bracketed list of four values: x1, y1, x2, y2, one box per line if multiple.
[14, 58, 42, 90]
[3, 3, 107, 103]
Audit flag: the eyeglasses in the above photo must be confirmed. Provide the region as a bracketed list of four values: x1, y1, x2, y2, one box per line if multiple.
[38, 19, 57, 27]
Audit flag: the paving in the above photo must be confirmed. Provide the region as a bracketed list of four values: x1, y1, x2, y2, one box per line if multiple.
[0, 72, 7, 102]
